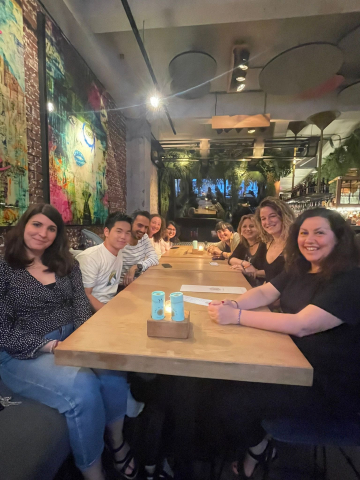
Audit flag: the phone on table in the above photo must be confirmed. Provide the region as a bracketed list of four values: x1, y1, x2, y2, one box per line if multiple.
[212, 255, 225, 261]
[171, 246, 179, 249]
[162, 264, 172, 268]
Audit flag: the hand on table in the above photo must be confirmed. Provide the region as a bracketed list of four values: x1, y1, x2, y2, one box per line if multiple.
[230, 262, 257, 278]
[208, 300, 239, 325]
[242, 264, 257, 279]
[123, 266, 137, 286]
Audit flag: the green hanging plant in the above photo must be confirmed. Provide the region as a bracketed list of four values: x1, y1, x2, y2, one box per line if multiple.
[322, 131, 360, 181]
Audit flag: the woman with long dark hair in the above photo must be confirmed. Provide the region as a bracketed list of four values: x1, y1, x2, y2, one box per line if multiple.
[162, 221, 179, 251]
[0, 204, 136, 480]
[208, 208, 360, 478]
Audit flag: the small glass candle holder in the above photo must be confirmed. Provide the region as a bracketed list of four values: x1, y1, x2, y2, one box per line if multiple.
[165, 300, 172, 315]
[198, 245, 204, 251]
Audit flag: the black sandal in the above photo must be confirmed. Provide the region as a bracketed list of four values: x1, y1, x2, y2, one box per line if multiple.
[232, 440, 276, 479]
[111, 440, 138, 480]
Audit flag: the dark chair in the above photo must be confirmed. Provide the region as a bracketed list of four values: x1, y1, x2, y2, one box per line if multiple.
[0, 378, 71, 480]
[262, 417, 360, 479]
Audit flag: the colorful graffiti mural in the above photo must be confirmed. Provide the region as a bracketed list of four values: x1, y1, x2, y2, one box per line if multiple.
[0, 0, 29, 225]
[46, 18, 108, 225]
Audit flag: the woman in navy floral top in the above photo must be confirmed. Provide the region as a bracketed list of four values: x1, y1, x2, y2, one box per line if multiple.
[0, 204, 136, 480]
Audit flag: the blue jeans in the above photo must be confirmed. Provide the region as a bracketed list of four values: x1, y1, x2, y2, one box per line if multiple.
[0, 324, 129, 471]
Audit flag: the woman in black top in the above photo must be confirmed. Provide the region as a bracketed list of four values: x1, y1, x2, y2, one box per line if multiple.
[228, 215, 266, 287]
[0, 205, 136, 480]
[254, 197, 295, 282]
[208, 208, 360, 479]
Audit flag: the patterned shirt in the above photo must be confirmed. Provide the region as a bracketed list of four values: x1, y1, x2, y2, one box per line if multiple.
[0, 260, 92, 360]
[120, 234, 159, 283]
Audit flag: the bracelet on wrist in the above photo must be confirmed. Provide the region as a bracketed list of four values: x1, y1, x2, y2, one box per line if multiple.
[237, 309, 242, 325]
[230, 299, 239, 308]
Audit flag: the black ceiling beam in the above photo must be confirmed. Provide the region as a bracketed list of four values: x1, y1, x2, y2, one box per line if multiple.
[120, 0, 176, 135]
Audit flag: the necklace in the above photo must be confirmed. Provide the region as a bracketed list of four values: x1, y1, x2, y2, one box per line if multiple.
[248, 241, 259, 248]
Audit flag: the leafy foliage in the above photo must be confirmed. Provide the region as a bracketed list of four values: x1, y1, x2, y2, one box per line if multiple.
[322, 131, 360, 181]
[159, 149, 293, 217]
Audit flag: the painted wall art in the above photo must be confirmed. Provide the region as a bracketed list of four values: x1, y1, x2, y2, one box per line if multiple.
[0, 0, 29, 226]
[46, 18, 108, 225]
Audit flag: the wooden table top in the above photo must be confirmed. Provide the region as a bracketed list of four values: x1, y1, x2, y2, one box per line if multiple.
[162, 246, 215, 259]
[153, 259, 237, 273]
[194, 208, 217, 216]
[56, 263, 313, 386]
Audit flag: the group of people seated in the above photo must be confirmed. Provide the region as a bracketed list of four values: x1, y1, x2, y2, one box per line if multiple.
[207, 197, 295, 286]
[0, 197, 360, 480]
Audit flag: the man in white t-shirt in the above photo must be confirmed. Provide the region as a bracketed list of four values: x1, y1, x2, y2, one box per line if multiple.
[77, 212, 132, 311]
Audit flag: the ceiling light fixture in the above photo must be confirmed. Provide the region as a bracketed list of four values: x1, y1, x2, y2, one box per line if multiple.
[237, 83, 245, 92]
[248, 128, 256, 134]
[149, 95, 161, 108]
[230, 46, 250, 93]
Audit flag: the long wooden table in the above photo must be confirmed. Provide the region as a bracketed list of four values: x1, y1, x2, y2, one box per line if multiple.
[193, 208, 217, 216]
[56, 260, 313, 386]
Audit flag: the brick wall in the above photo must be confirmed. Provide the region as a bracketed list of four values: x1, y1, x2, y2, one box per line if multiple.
[23, 0, 43, 205]
[0, 0, 126, 253]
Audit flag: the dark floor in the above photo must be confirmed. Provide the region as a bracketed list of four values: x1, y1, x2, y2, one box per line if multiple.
[57, 444, 360, 480]
[215, 444, 360, 480]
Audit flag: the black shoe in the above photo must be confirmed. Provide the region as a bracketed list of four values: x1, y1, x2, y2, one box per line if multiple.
[233, 440, 276, 479]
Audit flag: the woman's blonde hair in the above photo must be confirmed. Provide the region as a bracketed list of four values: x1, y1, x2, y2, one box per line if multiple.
[237, 214, 260, 248]
[255, 197, 295, 244]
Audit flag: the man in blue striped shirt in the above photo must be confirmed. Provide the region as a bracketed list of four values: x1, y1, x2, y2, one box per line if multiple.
[120, 210, 159, 286]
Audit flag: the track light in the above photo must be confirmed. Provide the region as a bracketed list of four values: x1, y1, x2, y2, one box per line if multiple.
[238, 49, 249, 70]
[231, 47, 250, 93]
[248, 128, 256, 134]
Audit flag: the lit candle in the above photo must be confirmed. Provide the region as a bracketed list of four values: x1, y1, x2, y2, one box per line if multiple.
[198, 245, 204, 251]
[165, 300, 172, 314]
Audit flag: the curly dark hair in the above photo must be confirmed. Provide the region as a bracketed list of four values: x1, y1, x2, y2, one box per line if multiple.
[285, 207, 360, 280]
[5, 204, 74, 277]
[149, 214, 166, 242]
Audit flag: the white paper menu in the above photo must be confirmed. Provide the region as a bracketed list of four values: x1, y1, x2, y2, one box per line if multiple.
[180, 285, 247, 294]
[183, 295, 212, 306]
